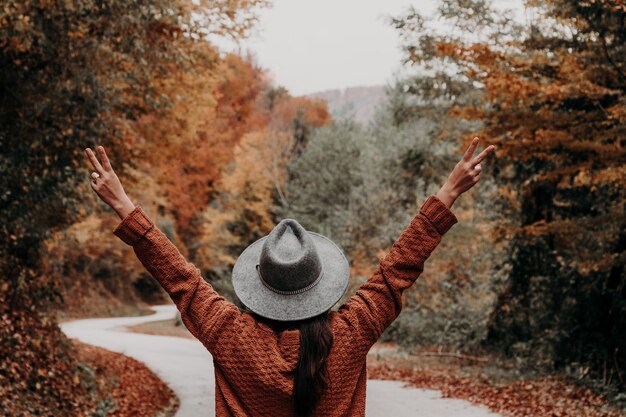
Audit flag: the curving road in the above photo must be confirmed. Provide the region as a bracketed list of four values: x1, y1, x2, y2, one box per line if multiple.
[61, 305, 501, 417]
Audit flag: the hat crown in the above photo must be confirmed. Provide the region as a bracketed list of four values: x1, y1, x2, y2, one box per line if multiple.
[258, 219, 322, 294]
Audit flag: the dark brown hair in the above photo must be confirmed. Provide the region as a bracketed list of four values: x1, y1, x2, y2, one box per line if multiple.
[255, 311, 333, 416]
[293, 312, 333, 416]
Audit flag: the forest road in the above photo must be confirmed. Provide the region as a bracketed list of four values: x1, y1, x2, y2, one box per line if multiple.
[61, 305, 502, 417]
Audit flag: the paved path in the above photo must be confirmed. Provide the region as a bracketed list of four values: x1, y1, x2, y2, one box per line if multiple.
[61, 305, 501, 417]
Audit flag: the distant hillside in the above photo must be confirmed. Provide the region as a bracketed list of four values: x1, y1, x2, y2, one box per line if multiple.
[307, 85, 386, 125]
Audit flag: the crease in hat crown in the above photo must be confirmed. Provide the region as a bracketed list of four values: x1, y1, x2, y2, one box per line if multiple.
[257, 218, 323, 294]
[231, 216, 350, 321]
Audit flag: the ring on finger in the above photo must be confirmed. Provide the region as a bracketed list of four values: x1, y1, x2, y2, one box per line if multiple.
[91, 172, 100, 182]
[474, 163, 482, 172]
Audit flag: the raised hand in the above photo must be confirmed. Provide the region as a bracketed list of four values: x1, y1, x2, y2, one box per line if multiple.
[435, 137, 496, 208]
[84, 146, 136, 219]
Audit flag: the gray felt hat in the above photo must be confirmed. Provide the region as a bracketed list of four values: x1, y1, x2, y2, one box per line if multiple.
[232, 218, 349, 321]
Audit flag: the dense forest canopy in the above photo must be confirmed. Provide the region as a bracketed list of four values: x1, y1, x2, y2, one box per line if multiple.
[391, 0, 625, 384]
[0, 0, 271, 413]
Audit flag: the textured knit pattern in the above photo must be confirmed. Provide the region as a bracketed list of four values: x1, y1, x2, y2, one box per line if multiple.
[113, 195, 458, 417]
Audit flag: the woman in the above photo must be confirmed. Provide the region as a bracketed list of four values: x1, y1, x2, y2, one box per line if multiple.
[84, 137, 495, 417]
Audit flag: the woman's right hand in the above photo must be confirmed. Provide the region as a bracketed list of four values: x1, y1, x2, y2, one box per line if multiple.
[435, 137, 496, 208]
[85, 145, 136, 220]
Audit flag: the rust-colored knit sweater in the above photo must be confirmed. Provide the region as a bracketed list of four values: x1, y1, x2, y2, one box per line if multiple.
[113, 195, 457, 417]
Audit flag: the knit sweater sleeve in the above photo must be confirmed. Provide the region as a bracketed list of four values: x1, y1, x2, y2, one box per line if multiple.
[112, 205, 240, 352]
[336, 195, 458, 350]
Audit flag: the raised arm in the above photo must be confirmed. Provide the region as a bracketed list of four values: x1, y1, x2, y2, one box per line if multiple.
[335, 137, 496, 351]
[84, 146, 240, 352]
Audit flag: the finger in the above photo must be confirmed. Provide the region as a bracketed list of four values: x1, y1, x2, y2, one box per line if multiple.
[85, 148, 104, 175]
[97, 145, 113, 172]
[471, 145, 496, 166]
[463, 137, 480, 161]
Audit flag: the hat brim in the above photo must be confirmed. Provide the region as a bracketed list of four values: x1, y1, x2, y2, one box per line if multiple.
[232, 232, 349, 321]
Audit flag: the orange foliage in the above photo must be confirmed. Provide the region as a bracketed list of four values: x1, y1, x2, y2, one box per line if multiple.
[125, 52, 268, 233]
[74, 343, 178, 417]
[194, 92, 330, 292]
[0, 0, 269, 413]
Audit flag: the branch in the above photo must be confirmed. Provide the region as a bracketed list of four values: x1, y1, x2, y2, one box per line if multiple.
[414, 351, 489, 362]
[600, 31, 626, 82]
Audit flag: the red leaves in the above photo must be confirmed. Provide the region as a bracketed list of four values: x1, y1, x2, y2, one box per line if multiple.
[367, 354, 623, 417]
[0, 301, 85, 416]
[0, 300, 177, 417]
[75, 342, 179, 417]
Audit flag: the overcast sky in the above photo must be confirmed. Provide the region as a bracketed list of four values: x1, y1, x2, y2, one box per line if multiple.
[216, 0, 524, 96]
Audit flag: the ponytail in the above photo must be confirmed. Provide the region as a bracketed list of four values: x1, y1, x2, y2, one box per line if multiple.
[293, 312, 333, 416]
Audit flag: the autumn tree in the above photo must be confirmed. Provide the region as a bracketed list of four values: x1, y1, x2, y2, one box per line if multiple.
[0, 0, 265, 413]
[393, 0, 626, 384]
[194, 87, 330, 300]
[127, 53, 268, 234]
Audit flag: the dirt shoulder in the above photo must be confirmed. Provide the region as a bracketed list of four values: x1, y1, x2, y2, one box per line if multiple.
[125, 316, 193, 339]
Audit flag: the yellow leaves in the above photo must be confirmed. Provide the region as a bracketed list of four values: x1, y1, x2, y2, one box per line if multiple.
[435, 41, 462, 59]
[483, 71, 541, 108]
[194, 89, 328, 276]
[63, 0, 75, 12]
[497, 185, 519, 208]
[557, 54, 586, 83]
[194, 129, 281, 272]
[573, 165, 626, 189]
[606, 103, 626, 122]
[467, 43, 502, 69]
[67, 25, 88, 40]
[435, 42, 501, 70]
[517, 219, 568, 241]
[449, 105, 485, 120]
[64, 215, 103, 245]
[216, 129, 279, 226]
[11, 16, 27, 31]
[572, 169, 593, 188]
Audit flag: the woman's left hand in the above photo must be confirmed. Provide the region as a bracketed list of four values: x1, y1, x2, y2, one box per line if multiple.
[435, 137, 496, 208]
[84, 146, 136, 219]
